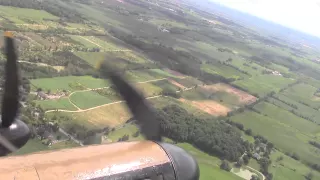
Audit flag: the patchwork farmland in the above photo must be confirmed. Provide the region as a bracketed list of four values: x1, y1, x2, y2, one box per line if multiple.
[4, 0, 320, 179]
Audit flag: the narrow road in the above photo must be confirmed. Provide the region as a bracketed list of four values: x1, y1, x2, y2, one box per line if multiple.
[58, 127, 84, 146]
[46, 95, 162, 113]
[44, 77, 190, 114]
[79, 36, 103, 48]
[246, 166, 265, 180]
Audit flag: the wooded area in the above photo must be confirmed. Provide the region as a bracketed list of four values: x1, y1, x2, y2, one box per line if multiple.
[156, 104, 247, 161]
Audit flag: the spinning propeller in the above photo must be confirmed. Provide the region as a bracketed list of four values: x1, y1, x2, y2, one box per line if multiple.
[98, 61, 199, 180]
[0, 32, 30, 156]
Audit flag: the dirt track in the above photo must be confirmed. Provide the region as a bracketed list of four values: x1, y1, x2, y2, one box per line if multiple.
[45, 78, 168, 113]
[180, 98, 231, 116]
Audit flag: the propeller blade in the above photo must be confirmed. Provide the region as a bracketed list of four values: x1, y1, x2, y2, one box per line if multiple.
[98, 61, 162, 142]
[1, 32, 19, 128]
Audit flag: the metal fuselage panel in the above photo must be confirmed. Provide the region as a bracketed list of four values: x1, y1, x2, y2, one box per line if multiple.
[0, 141, 173, 180]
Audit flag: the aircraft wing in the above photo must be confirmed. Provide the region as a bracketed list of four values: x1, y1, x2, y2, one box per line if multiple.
[0, 141, 175, 179]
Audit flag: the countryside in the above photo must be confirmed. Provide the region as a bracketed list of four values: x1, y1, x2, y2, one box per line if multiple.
[0, 0, 319, 180]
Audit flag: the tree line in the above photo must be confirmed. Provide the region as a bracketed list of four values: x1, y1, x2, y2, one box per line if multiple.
[155, 104, 247, 161]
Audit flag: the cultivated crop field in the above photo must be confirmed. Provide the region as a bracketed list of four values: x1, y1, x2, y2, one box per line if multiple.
[269, 150, 320, 180]
[281, 83, 320, 109]
[253, 102, 319, 136]
[232, 75, 295, 97]
[230, 110, 320, 165]
[201, 63, 249, 80]
[36, 98, 77, 111]
[269, 94, 320, 124]
[69, 102, 132, 128]
[31, 76, 110, 92]
[70, 91, 114, 110]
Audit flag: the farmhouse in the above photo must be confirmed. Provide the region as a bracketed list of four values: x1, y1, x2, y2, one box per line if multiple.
[253, 153, 261, 160]
[37, 91, 47, 100]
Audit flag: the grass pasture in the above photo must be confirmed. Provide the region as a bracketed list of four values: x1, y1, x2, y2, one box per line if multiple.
[70, 91, 114, 109]
[11, 139, 48, 156]
[123, 69, 166, 82]
[69, 102, 132, 128]
[68, 35, 99, 48]
[36, 98, 77, 111]
[253, 102, 319, 136]
[135, 82, 163, 97]
[149, 96, 211, 119]
[172, 77, 203, 88]
[74, 51, 149, 70]
[31, 76, 109, 92]
[230, 110, 320, 165]
[269, 94, 320, 124]
[151, 79, 180, 92]
[270, 150, 320, 180]
[181, 87, 239, 111]
[74, 52, 106, 67]
[0, 5, 59, 23]
[232, 75, 295, 97]
[108, 123, 142, 142]
[181, 84, 256, 109]
[282, 83, 320, 109]
[201, 63, 249, 80]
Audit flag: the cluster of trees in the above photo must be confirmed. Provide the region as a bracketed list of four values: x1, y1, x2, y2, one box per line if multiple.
[109, 30, 235, 84]
[217, 48, 233, 53]
[118, 134, 129, 142]
[284, 152, 300, 161]
[220, 160, 231, 171]
[309, 141, 320, 149]
[161, 89, 181, 99]
[156, 104, 247, 161]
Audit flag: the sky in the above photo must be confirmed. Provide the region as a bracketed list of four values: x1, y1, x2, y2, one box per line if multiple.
[209, 0, 320, 37]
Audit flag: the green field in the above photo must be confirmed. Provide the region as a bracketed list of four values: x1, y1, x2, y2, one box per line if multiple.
[253, 102, 319, 136]
[172, 77, 203, 88]
[108, 124, 143, 142]
[74, 51, 149, 70]
[270, 94, 320, 124]
[74, 52, 105, 67]
[36, 98, 77, 111]
[70, 91, 114, 109]
[151, 79, 179, 92]
[123, 70, 166, 82]
[270, 150, 320, 180]
[69, 35, 99, 48]
[201, 63, 249, 80]
[11, 139, 48, 156]
[282, 83, 320, 109]
[149, 96, 212, 119]
[232, 75, 295, 97]
[49, 141, 80, 150]
[149, 69, 182, 78]
[85, 36, 120, 50]
[31, 76, 110, 92]
[230, 110, 320, 165]
[181, 87, 240, 108]
[0, 5, 59, 23]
